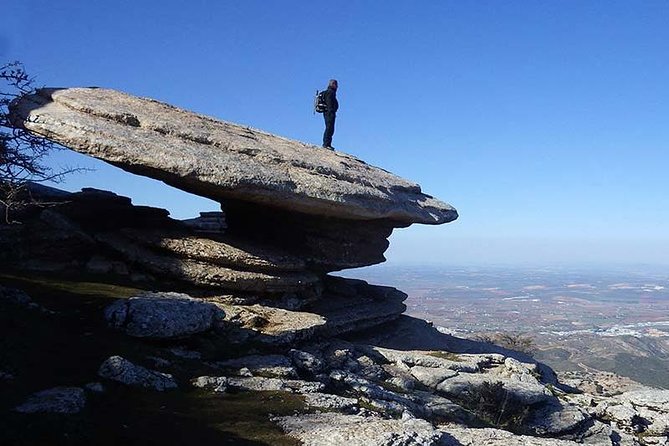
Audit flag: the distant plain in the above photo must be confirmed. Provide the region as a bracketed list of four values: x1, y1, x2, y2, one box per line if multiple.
[347, 264, 669, 388]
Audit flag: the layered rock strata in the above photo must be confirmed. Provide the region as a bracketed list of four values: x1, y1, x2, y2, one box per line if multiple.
[7, 87, 459, 338]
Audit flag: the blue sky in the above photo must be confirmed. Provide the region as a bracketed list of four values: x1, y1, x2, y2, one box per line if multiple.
[3, 1, 668, 266]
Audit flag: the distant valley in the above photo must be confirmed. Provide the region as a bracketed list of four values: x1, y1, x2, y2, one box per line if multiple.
[346, 264, 669, 389]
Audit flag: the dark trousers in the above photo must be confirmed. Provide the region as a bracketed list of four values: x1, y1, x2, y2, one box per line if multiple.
[323, 112, 336, 147]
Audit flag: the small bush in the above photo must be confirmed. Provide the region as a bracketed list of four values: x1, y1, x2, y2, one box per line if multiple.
[474, 332, 536, 356]
[458, 381, 530, 430]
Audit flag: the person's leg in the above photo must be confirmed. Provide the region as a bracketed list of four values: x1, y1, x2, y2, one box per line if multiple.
[323, 113, 335, 147]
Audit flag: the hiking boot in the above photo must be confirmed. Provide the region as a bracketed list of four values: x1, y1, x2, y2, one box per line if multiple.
[323, 145, 335, 151]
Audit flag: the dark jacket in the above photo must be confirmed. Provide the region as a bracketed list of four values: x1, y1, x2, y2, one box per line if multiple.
[323, 87, 338, 114]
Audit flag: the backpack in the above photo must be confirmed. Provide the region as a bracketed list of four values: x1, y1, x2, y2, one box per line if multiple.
[314, 90, 327, 114]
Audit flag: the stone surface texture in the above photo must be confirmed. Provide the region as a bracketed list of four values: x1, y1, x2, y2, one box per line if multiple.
[98, 355, 177, 391]
[104, 291, 224, 339]
[11, 87, 457, 225]
[275, 413, 444, 446]
[9, 88, 668, 446]
[14, 387, 86, 414]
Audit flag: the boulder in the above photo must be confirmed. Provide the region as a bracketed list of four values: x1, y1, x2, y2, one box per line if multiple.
[14, 386, 86, 414]
[11, 87, 457, 225]
[436, 373, 552, 406]
[524, 400, 590, 436]
[104, 292, 224, 339]
[98, 355, 177, 391]
[440, 424, 583, 445]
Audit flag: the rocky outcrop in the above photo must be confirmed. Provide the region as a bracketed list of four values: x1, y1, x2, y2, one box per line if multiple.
[6, 86, 460, 346]
[104, 292, 225, 339]
[275, 413, 444, 446]
[13, 87, 656, 445]
[11, 87, 456, 225]
[98, 355, 177, 391]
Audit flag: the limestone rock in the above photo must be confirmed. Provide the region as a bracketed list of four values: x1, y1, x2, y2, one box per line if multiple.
[613, 389, 669, 436]
[95, 231, 319, 293]
[408, 390, 468, 421]
[409, 365, 458, 389]
[192, 375, 324, 394]
[222, 201, 396, 271]
[289, 349, 325, 375]
[118, 227, 307, 272]
[370, 346, 494, 373]
[309, 277, 408, 336]
[98, 355, 177, 391]
[436, 373, 552, 405]
[215, 354, 298, 378]
[11, 87, 457, 225]
[104, 292, 224, 339]
[219, 304, 326, 344]
[524, 400, 589, 436]
[302, 392, 359, 412]
[14, 386, 86, 414]
[275, 412, 444, 446]
[440, 424, 583, 445]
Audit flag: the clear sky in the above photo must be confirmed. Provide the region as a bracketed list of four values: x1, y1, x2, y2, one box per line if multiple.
[3, 1, 668, 267]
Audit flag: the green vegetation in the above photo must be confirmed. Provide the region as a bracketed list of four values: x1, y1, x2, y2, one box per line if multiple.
[474, 333, 536, 357]
[1, 272, 140, 299]
[427, 351, 463, 362]
[455, 381, 531, 432]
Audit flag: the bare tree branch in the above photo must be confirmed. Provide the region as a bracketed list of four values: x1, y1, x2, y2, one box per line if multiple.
[1, 61, 90, 223]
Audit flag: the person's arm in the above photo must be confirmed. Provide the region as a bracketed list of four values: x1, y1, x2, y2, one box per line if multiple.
[325, 90, 336, 113]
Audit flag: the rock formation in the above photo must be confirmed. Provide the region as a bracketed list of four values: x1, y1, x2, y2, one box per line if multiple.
[6, 86, 459, 340]
[4, 88, 667, 446]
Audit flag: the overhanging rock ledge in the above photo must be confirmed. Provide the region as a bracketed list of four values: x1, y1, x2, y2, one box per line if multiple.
[11, 87, 458, 226]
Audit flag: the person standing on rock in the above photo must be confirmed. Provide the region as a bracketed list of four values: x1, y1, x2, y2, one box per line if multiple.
[322, 79, 339, 150]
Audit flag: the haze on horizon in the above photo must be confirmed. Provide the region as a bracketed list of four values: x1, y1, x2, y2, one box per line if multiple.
[3, 1, 668, 268]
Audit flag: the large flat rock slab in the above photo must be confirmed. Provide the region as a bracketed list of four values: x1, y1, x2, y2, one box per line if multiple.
[11, 87, 457, 225]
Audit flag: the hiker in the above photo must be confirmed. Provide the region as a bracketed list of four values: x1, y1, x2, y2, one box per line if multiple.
[322, 79, 339, 150]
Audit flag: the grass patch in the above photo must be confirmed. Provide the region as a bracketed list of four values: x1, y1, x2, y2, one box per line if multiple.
[427, 351, 463, 362]
[1, 272, 141, 299]
[454, 381, 531, 432]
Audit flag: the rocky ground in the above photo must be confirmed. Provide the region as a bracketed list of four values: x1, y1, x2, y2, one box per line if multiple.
[2, 278, 667, 445]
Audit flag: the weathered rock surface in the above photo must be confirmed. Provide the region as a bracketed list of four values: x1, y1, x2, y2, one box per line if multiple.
[95, 231, 319, 292]
[440, 424, 584, 445]
[104, 292, 224, 339]
[302, 392, 359, 412]
[192, 375, 324, 394]
[276, 413, 444, 446]
[98, 355, 177, 391]
[409, 365, 458, 389]
[524, 400, 589, 436]
[11, 87, 457, 225]
[14, 386, 86, 414]
[118, 227, 306, 272]
[308, 277, 408, 336]
[214, 354, 298, 378]
[217, 303, 326, 344]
